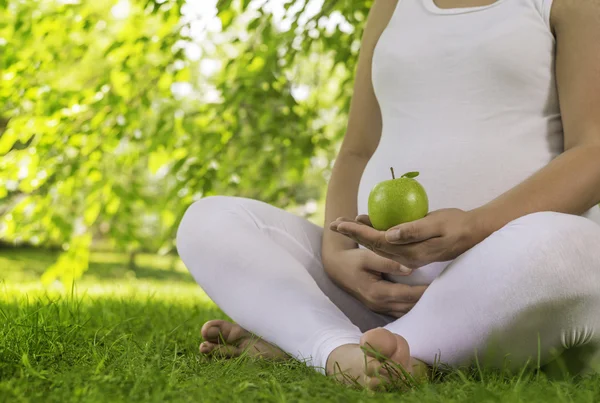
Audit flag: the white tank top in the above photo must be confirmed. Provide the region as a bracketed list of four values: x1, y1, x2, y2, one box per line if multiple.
[358, 0, 600, 225]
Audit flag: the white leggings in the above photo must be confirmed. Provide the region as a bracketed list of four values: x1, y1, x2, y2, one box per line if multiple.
[176, 196, 600, 374]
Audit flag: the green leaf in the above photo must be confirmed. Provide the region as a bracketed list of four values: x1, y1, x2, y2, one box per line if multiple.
[247, 56, 265, 72]
[84, 203, 101, 226]
[0, 129, 17, 155]
[148, 149, 170, 174]
[402, 172, 420, 179]
[218, 9, 235, 30]
[106, 197, 121, 215]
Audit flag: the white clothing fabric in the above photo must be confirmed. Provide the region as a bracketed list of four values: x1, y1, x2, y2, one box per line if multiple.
[177, 196, 600, 373]
[176, 0, 600, 375]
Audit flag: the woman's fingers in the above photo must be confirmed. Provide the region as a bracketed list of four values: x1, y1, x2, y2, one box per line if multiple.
[383, 302, 420, 318]
[385, 309, 414, 318]
[363, 250, 412, 275]
[335, 221, 387, 250]
[371, 248, 403, 263]
[329, 216, 355, 230]
[385, 215, 444, 245]
[364, 281, 427, 316]
[356, 214, 373, 226]
[374, 281, 428, 304]
[330, 216, 372, 232]
[330, 218, 383, 251]
[331, 220, 438, 268]
[367, 247, 420, 268]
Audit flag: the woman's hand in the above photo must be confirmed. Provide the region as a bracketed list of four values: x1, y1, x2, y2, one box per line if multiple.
[323, 248, 428, 318]
[330, 209, 486, 269]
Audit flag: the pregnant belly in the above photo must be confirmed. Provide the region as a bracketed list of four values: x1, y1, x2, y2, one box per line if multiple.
[357, 130, 554, 216]
[357, 132, 600, 226]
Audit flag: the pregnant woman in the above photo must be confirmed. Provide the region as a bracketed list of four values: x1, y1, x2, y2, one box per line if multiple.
[176, 0, 600, 388]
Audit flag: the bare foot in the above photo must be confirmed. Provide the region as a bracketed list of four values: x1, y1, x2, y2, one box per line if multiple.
[199, 320, 289, 360]
[326, 327, 428, 389]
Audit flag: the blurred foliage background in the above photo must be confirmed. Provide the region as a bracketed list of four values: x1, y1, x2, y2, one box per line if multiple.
[0, 0, 373, 282]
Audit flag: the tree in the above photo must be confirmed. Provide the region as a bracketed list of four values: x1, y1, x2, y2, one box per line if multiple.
[0, 0, 372, 282]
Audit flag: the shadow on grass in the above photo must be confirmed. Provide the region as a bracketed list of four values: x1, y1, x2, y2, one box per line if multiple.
[0, 247, 194, 284]
[0, 247, 59, 279]
[86, 261, 195, 284]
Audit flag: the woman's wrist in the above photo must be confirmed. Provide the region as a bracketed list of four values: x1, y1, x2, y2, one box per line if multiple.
[467, 206, 503, 245]
[321, 244, 354, 272]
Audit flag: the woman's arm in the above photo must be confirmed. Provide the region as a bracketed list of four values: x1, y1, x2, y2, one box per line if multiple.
[321, 0, 399, 267]
[471, 0, 600, 236]
[320, 1, 428, 316]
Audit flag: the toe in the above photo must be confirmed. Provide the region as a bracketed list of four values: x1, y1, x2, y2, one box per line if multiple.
[360, 328, 411, 374]
[366, 375, 388, 391]
[201, 320, 255, 346]
[365, 356, 383, 377]
[225, 323, 251, 343]
[201, 320, 231, 342]
[199, 341, 217, 354]
[365, 357, 399, 386]
[201, 320, 251, 345]
[200, 338, 243, 359]
[360, 328, 398, 359]
[208, 344, 243, 359]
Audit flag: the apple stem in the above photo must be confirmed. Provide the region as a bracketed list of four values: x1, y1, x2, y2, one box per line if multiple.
[390, 167, 395, 179]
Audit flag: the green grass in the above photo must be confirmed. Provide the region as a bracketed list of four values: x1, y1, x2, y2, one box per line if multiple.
[2, 248, 600, 402]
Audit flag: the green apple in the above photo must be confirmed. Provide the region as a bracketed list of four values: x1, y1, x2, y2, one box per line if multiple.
[368, 168, 429, 231]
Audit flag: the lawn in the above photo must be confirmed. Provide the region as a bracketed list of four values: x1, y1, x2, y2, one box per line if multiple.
[2, 248, 600, 402]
